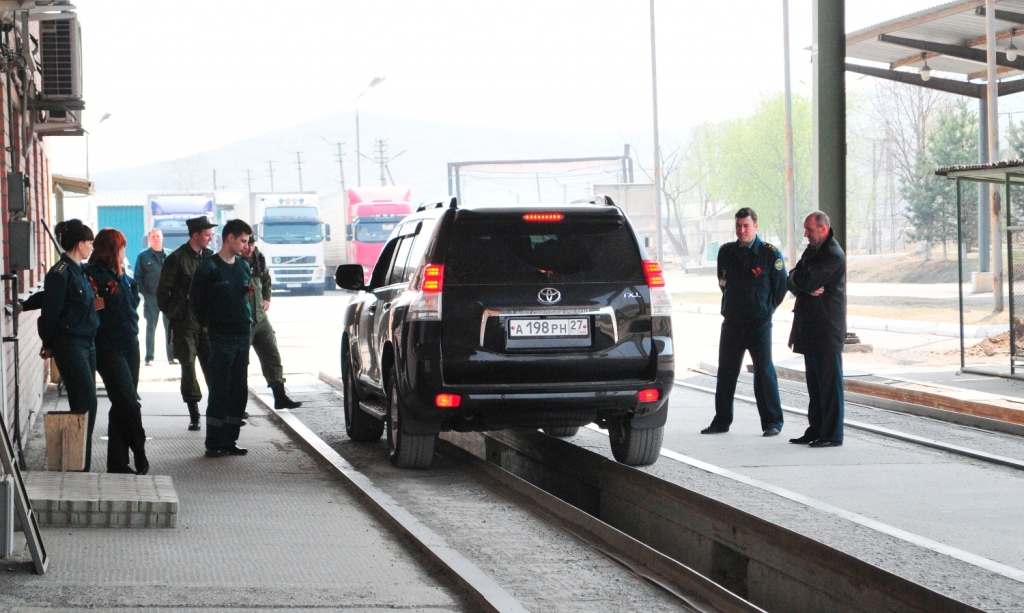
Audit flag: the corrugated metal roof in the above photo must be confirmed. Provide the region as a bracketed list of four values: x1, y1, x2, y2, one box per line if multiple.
[936, 158, 1024, 181]
[81, 190, 247, 207]
[847, 0, 1024, 82]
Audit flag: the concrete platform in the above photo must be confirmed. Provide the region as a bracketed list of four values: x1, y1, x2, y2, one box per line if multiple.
[0, 379, 469, 612]
[25, 472, 177, 528]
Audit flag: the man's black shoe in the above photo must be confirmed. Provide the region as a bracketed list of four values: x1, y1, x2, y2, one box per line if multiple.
[242, 412, 250, 419]
[700, 425, 729, 434]
[169, 359, 179, 365]
[789, 435, 815, 444]
[188, 422, 201, 431]
[145, 359, 153, 366]
[223, 444, 248, 456]
[205, 447, 228, 458]
[763, 427, 781, 437]
[809, 439, 843, 448]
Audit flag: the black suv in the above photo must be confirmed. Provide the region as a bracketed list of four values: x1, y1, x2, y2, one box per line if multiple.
[335, 196, 674, 469]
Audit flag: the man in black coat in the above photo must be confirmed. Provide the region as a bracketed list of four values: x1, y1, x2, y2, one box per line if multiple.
[702, 207, 788, 436]
[787, 211, 846, 448]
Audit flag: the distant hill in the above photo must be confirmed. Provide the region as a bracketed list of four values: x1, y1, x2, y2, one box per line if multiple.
[90, 112, 688, 205]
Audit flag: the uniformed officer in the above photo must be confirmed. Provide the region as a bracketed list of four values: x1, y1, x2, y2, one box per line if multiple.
[189, 219, 254, 457]
[86, 228, 148, 474]
[241, 236, 301, 409]
[157, 216, 216, 431]
[702, 207, 788, 437]
[38, 219, 100, 471]
[134, 228, 173, 366]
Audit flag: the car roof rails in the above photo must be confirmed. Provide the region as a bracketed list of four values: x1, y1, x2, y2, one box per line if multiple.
[570, 194, 616, 207]
[415, 197, 459, 212]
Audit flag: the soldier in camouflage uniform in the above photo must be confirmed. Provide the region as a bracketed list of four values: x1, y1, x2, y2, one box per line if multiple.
[157, 216, 216, 430]
[241, 236, 301, 409]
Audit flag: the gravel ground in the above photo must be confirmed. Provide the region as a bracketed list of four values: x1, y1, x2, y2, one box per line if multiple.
[287, 383, 700, 613]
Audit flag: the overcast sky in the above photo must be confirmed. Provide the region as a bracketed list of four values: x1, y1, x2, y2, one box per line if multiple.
[47, 1, 947, 178]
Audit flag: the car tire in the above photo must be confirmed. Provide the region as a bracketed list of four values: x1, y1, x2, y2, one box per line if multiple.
[386, 366, 436, 469]
[343, 348, 384, 442]
[608, 420, 663, 466]
[542, 426, 580, 437]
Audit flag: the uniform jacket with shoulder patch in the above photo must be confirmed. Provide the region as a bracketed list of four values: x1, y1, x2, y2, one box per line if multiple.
[717, 235, 788, 324]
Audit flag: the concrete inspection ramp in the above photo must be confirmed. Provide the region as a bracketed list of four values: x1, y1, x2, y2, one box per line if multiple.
[0, 382, 470, 612]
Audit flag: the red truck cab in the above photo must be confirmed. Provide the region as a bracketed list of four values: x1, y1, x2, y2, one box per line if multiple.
[346, 187, 412, 284]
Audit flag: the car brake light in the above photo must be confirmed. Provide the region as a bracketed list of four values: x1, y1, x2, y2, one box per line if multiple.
[523, 213, 564, 222]
[435, 394, 461, 408]
[638, 389, 660, 403]
[643, 260, 665, 288]
[422, 264, 444, 293]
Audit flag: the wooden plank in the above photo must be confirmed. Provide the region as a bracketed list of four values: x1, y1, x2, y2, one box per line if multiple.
[43, 412, 85, 472]
[0, 411, 47, 573]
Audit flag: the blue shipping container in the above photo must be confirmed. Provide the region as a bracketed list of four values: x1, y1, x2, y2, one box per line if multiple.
[97, 206, 146, 273]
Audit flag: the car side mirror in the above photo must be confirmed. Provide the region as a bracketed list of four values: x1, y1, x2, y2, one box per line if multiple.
[335, 264, 365, 291]
[346, 224, 353, 241]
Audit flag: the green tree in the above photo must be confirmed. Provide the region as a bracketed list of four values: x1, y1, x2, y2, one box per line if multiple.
[902, 99, 977, 259]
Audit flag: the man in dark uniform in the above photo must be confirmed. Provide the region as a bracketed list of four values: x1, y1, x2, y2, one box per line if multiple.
[134, 228, 173, 366]
[788, 211, 847, 448]
[241, 236, 301, 409]
[190, 219, 254, 457]
[702, 207, 788, 437]
[157, 216, 216, 431]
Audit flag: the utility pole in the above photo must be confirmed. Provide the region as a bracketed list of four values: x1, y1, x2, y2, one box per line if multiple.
[294, 151, 304, 191]
[245, 169, 253, 193]
[212, 169, 218, 191]
[536, 173, 542, 203]
[267, 160, 276, 192]
[649, 0, 664, 264]
[782, 0, 797, 265]
[333, 142, 347, 192]
[374, 140, 387, 187]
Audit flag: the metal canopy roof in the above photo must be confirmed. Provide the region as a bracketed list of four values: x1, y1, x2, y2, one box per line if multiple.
[936, 158, 1024, 181]
[846, 0, 1024, 97]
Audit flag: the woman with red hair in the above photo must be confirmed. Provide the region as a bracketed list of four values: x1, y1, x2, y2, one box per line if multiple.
[86, 228, 148, 474]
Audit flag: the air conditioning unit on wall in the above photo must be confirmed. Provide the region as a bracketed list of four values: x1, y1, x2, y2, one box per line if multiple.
[38, 14, 82, 102]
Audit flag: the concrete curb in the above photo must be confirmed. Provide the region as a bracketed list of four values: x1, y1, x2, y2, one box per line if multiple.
[250, 385, 529, 613]
[674, 302, 1008, 339]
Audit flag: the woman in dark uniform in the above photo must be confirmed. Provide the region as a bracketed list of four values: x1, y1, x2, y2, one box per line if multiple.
[38, 219, 99, 471]
[86, 229, 148, 474]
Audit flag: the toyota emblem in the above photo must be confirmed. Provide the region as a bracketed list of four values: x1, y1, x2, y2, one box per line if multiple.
[537, 288, 561, 305]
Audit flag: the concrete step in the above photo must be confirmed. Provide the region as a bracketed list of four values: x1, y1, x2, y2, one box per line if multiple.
[24, 472, 178, 528]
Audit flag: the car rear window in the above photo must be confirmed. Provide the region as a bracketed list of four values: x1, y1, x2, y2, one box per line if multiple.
[444, 217, 644, 284]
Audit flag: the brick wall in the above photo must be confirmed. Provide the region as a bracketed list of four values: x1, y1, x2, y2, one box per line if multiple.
[0, 20, 57, 448]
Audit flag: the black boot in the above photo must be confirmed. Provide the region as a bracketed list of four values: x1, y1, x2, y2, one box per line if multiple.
[271, 384, 302, 409]
[187, 401, 201, 431]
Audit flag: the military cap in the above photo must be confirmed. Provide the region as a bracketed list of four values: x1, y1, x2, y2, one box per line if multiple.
[186, 216, 218, 232]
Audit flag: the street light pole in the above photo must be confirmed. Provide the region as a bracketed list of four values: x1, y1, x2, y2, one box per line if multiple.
[85, 112, 112, 180]
[783, 0, 797, 265]
[356, 77, 385, 187]
[649, 0, 663, 264]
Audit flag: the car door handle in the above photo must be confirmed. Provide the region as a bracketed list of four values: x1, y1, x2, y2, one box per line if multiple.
[382, 302, 392, 311]
[368, 304, 376, 313]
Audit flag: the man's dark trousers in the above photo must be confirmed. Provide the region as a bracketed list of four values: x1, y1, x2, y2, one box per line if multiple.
[802, 352, 844, 442]
[142, 293, 171, 363]
[204, 333, 250, 450]
[713, 319, 784, 431]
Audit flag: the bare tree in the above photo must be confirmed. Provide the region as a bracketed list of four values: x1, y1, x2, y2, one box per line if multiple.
[870, 80, 949, 186]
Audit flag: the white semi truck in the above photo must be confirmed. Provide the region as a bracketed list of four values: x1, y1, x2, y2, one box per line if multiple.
[146, 193, 218, 251]
[237, 192, 330, 295]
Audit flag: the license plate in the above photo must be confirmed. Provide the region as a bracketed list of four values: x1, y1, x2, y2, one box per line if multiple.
[508, 318, 589, 337]
[286, 283, 301, 288]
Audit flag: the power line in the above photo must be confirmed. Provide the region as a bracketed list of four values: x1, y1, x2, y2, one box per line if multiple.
[294, 151, 304, 191]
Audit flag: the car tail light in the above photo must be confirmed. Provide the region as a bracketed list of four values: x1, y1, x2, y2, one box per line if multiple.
[435, 394, 461, 408]
[523, 213, 564, 222]
[642, 260, 665, 287]
[422, 264, 444, 293]
[638, 388, 660, 403]
[409, 263, 443, 321]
